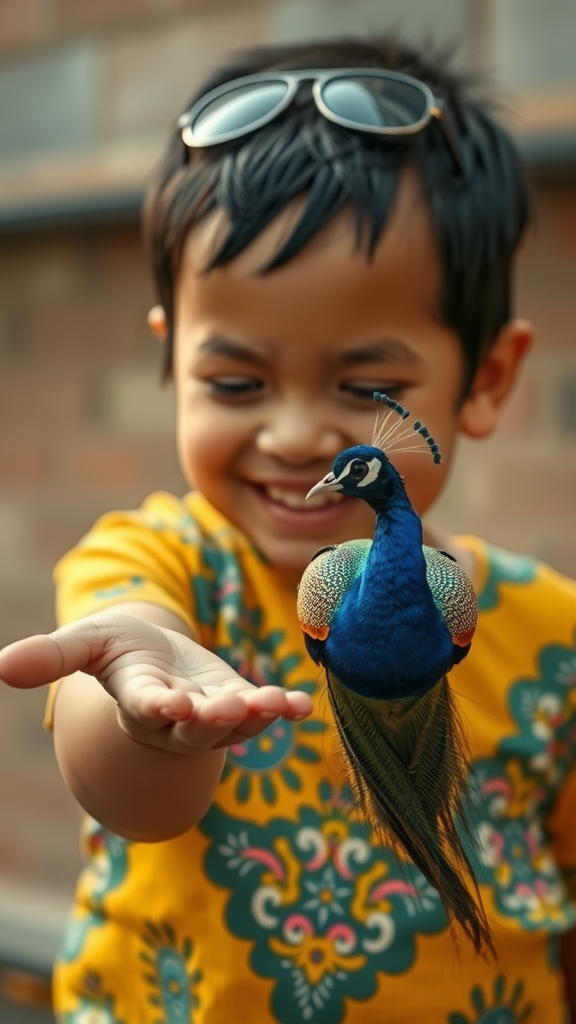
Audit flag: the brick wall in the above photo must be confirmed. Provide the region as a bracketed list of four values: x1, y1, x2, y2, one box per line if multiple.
[0, 0, 220, 55]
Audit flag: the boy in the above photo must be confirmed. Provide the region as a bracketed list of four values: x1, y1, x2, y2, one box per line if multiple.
[2, 36, 576, 1024]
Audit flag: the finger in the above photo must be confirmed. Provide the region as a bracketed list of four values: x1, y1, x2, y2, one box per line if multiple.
[240, 685, 314, 721]
[172, 686, 303, 750]
[213, 690, 314, 745]
[0, 634, 70, 689]
[166, 693, 255, 751]
[191, 687, 314, 749]
[115, 687, 252, 752]
[118, 680, 195, 730]
[284, 690, 314, 719]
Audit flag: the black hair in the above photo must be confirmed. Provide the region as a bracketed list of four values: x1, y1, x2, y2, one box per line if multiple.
[143, 37, 530, 388]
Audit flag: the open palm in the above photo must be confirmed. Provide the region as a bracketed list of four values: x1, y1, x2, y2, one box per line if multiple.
[0, 613, 313, 755]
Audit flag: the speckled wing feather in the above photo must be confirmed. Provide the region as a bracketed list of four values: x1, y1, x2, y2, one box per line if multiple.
[423, 546, 478, 648]
[297, 539, 372, 640]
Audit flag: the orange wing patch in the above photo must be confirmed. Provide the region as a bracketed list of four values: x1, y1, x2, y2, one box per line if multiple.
[452, 628, 475, 648]
[300, 622, 330, 641]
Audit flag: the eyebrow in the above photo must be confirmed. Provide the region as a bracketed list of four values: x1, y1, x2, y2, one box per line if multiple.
[196, 336, 267, 364]
[337, 340, 421, 367]
[196, 335, 421, 367]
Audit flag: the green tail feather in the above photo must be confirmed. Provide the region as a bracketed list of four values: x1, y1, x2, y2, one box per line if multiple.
[326, 671, 494, 957]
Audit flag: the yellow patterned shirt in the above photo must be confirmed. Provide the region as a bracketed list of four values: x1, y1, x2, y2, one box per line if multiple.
[49, 491, 576, 1024]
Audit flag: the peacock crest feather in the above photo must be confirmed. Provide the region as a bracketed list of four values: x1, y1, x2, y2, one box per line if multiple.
[297, 394, 494, 957]
[371, 391, 442, 463]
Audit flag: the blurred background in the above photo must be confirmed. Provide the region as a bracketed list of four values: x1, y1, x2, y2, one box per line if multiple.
[0, 0, 574, 1019]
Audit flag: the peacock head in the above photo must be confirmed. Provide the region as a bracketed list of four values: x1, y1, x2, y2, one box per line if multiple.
[306, 394, 442, 507]
[306, 444, 399, 503]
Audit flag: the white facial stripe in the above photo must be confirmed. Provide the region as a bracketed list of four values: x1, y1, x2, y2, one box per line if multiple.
[334, 462, 353, 484]
[357, 457, 381, 487]
[334, 456, 381, 488]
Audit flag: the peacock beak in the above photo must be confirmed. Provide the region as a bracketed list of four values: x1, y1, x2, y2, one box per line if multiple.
[306, 473, 342, 500]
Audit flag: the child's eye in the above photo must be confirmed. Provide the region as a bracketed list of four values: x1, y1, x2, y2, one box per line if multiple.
[205, 377, 263, 397]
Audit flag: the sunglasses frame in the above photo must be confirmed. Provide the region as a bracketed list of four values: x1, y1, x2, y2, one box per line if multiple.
[178, 67, 461, 170]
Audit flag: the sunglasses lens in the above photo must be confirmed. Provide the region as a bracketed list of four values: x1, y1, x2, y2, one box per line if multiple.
[321, 76, 428, 129]
[191, 81, 289, 142]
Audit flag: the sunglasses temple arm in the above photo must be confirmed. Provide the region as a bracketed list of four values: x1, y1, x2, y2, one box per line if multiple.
[431, 98, 464, 177]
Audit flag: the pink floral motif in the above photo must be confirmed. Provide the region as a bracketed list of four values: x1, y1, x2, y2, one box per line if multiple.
[371, 880, 418, 901]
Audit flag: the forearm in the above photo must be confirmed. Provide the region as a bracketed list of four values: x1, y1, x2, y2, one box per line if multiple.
[1, 602, 313, 839]
[53, 672, 225, 841]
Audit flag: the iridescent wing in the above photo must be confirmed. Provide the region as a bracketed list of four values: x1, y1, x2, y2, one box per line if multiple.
[297, 539, 372, 640]
[423, 546, 477, 648]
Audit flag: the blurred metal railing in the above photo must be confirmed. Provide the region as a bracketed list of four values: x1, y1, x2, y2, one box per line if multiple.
[0, 879, 70, 1023]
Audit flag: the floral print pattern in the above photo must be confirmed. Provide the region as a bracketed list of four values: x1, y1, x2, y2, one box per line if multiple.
[476, 546, 536, 612]
[140, 921, 201, 1024]
[447, 975, 533, 1023]
[463, 632, 576, 931]
[201, 782, 445, 1023]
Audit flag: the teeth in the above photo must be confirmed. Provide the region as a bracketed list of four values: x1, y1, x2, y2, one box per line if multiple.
[265, 486, 343, 509]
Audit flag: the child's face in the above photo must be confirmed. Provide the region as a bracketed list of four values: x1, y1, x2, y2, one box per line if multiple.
[164, 171, 513, 575]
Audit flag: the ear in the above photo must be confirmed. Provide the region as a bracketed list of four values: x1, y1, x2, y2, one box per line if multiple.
[147, 305, 168, 343]
[459, 319, 533, 439]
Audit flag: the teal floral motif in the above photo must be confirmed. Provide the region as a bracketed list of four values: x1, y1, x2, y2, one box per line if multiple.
[143, 507, 202, 548]
[191, 541, 243, 627]
[63, 974, 125, 1024]
[81, 820, 130, 902]
[59, 911, 104, 964]
[465, 759, 570, 929]
[201, 783, 446, 1023]
[228, 719, 298, 771]
[462, 632, 576, 930]
[191, 541, 307, 683]
[169, 511, 202, 547]
[94, 576, 144, 601]
[477, 546, 536, 612]
[190, 543, 228, 626]
[60, 820, 130, 963]
[501, 635, 576, 791]
[195, 542, 301, 683]
[190, 540, 327, 805]
[218, 608, 307, 689]
[140, 921, 201, 1024]
[216, 607, 325, 805]
[223, 712, 325, 805]
[447, 975, 533, 1023]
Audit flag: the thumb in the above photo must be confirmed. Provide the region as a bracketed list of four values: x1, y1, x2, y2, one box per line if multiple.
[0, 615, 150, 689]
[0, 633, 73, 689]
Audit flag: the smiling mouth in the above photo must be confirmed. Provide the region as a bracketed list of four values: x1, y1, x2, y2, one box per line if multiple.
[260, 485, 344, 510]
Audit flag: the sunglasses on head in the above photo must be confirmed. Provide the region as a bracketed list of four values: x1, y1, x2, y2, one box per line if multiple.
[178, 67, 463, 171]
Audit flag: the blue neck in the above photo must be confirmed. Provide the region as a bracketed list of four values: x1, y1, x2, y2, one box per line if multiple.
[362, 489, 425, 597]
[323, 471, 452, 697]
[367, 469, 423, 559]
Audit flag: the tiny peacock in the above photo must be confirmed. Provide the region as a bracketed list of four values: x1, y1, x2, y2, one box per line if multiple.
[296, 393, 493, 955]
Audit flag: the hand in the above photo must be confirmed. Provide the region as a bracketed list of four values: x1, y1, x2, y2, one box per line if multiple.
[0, 613, 314, 756]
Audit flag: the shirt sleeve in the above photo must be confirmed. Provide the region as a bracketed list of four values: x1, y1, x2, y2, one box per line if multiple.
[54, 492, 200, 630]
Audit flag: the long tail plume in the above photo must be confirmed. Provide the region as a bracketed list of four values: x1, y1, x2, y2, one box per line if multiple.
[325, 671, 494, 957]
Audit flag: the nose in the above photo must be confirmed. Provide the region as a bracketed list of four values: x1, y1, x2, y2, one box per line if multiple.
[256, 401, 345, 465]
